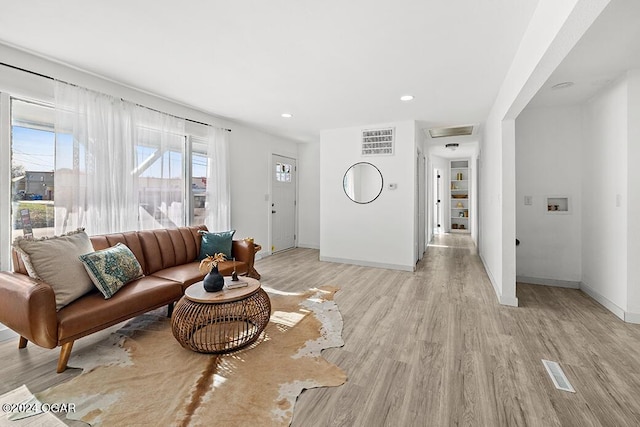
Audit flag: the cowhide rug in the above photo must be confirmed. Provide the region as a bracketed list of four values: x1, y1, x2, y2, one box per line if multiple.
[37, 286, 346, 426]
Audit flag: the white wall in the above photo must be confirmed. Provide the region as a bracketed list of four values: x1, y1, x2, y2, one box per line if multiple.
[515, 106, 582, 285]
[582, 77, 629, 312]
[479, 0, 610, 306]
[320, 121, 416, 271]
[627, 70, 640, 318]
[228, 128, 299, 256]
[297, 140, 320, 249]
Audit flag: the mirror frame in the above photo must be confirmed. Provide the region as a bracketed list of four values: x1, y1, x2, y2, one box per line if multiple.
[342, 162, 384, 204]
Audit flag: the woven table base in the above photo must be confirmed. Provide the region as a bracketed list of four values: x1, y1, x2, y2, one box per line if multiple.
[171, 288, 271, 353]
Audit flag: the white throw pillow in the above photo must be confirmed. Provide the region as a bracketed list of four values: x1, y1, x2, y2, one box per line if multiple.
[13, 229, 95, 311]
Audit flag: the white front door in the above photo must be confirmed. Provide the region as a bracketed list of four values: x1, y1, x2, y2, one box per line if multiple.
[271, 154, 296, 253]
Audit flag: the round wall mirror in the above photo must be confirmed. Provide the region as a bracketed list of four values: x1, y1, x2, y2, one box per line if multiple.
[343, 162, 383, 204]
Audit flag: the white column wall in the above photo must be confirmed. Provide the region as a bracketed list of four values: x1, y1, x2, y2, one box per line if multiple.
[297, 140, 321, 249]
[581, 77, 628, 315]
[627, 70, 640, 319]
[479, 0, 610, 306]
[320, 121, 416, 271]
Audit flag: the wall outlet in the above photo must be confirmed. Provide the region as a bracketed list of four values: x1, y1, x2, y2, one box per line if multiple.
[524, 195, 532, 206]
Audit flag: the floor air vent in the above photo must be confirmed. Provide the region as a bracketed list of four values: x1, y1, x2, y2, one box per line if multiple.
[542, 359, 575, 393]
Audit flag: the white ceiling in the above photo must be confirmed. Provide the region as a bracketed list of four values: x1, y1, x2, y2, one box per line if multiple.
[526, 0, 640, 109]
[0, 0, 540, 143]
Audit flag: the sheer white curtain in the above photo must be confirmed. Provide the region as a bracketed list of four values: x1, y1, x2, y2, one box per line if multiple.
[133, 107, 186, 229]
[205, 127, 231, 231]
[54, 81, 138, 235]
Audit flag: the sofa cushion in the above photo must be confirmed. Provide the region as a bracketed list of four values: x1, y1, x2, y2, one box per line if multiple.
[13, 229, 95, 311]
[79, 243, 144, 299]
[151, 262, 205, 292]
[151, 260, 249, 292]
[198, 230, 235, 260]
[56, 276, 182, 343]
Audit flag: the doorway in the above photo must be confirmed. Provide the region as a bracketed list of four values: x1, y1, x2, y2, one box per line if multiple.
[433, 168, 442, 235]
[417, 150, 426, 261]
[271, 154, 297, 253]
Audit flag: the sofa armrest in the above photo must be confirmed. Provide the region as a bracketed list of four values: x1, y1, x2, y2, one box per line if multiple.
[0, 272, 58, 348]
[232, 240, 255, 270]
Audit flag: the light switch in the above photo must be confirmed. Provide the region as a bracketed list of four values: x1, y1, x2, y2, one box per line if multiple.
[524, 196, 532, 206]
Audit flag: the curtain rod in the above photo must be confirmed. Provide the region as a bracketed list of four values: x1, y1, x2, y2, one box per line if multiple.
[0, 61, 231, 132]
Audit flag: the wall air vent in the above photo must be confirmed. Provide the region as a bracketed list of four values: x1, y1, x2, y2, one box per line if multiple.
[362, 128, 394, 156]
[429, 125, 474, 138]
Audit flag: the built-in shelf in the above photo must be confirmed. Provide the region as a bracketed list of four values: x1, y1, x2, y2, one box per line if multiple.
[450, 160, 470, 233]
[546, 196, 570, 214]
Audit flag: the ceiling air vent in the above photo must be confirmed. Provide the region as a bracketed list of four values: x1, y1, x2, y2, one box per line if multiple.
[429, 125, 474, 138]
[362, 128, 394, 156]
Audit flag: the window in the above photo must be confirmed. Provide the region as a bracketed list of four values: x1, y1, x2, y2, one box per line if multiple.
[276, 162, 292, 183]
[191, 138, 209, 225]
[8, 97, 210, 239]
[135, 128, 186, 229]
[11, 99, 57, 240]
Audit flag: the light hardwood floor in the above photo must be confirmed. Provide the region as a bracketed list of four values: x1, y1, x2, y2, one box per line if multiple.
[2, 233, 640, 426]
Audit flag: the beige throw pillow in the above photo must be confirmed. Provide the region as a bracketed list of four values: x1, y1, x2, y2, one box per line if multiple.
[13, 229, 95, 311]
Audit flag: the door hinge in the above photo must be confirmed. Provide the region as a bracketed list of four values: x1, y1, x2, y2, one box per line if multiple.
[294, 200, 297, 206]
[294, 234, 297, 240]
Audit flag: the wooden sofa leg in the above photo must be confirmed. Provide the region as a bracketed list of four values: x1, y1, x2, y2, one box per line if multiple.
[57, 341, 74, 373]
[18, 336, 28, 349]
[167, 302, 174, 318]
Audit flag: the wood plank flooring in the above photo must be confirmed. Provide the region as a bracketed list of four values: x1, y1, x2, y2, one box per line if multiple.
[2, 233, 640, 426]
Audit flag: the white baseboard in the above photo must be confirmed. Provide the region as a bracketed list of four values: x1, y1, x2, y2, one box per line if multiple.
[500, 294, 519, 307]
[297, 243, 320, 250]
[319, 256, 414, 272]
[624, 311, 640, 324]
[479, 253, 518, 307]
[579, 282, 625, 321]
[516, 276, 580, 289]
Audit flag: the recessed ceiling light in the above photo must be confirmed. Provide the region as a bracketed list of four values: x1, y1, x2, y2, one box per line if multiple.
[400, 95, 414, 101]
[281, 113, 293, 118]
[551, 82, 574, 90]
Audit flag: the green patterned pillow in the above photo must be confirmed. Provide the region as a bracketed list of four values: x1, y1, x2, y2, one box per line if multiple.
[79, 243, 144, 299]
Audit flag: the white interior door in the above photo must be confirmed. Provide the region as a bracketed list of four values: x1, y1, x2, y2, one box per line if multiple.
[417, 151, 426, 261]
[271, 154, 296, 253]
[434, 169, 442, 234]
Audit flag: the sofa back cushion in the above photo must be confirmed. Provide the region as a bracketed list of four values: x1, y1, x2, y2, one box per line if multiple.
[135, 225, 206, 275]
[11, 225, 207, 278]
[90, 231, 147, 272]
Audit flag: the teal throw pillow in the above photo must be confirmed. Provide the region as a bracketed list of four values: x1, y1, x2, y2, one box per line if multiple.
[79, 243, 144, 299]
[198, 230, 236, 260]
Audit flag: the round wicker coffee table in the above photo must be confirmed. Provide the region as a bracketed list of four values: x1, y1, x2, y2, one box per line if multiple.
[171, 277, 271, 353]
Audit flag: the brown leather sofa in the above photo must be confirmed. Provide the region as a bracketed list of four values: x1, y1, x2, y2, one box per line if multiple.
[0, 225, 259, 373]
